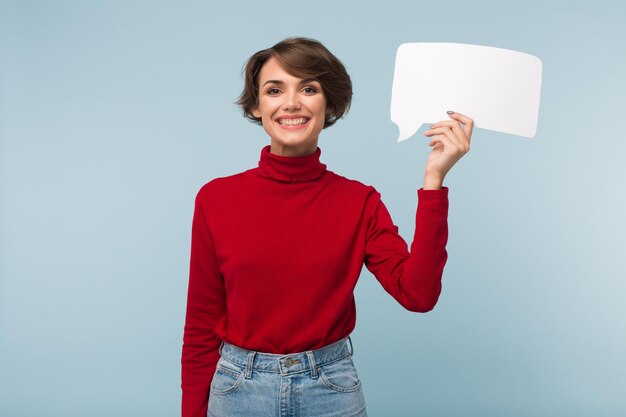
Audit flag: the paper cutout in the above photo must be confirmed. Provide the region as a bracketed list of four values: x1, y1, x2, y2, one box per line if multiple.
[391, 42, 542, 141]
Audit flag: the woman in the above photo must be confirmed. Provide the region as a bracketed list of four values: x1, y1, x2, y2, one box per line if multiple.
[181, 37, 472, 417]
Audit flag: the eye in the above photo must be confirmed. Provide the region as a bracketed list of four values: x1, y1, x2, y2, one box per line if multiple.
[266, 88, 281, 95]
[302, 86, 318, 94]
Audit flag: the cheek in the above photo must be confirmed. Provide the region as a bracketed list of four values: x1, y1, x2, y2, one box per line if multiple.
[311, 98, 327, 117]
[256, 97, 277, 116]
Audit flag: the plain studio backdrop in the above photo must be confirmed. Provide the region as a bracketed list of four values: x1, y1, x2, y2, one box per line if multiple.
[1, 1, 625, 416]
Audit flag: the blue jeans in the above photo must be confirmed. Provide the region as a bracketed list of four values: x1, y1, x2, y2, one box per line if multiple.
[208, 336, 368, 417]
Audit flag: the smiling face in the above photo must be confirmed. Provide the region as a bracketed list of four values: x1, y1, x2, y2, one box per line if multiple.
[252, 57, 330, 157]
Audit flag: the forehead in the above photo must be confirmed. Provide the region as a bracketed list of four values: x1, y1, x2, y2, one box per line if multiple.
[258, 57, 318, 84]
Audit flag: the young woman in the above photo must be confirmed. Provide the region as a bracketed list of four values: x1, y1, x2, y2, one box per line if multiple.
[181, 37, 473, 417]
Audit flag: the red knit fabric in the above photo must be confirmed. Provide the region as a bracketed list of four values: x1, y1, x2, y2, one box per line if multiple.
[181, 145, 449, 417]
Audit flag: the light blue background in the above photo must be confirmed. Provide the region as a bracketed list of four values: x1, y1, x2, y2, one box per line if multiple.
[1, 1, 625, 416]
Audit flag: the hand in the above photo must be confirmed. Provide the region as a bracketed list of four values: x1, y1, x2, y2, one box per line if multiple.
[422, 111, 473, 188]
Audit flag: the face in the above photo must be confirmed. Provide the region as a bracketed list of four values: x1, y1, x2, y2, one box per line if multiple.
[252, 57, 330, 157]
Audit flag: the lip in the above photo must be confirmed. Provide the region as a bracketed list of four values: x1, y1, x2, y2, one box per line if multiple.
[274, 116, 310, 130]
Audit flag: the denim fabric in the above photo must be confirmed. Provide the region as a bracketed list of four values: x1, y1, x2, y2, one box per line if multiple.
[208, 336, 368, 417]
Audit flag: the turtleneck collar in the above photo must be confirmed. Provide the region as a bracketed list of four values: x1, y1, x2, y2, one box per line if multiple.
[257, 145, 327, 183]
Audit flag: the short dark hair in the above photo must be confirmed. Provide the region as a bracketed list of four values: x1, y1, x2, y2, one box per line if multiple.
[236, 37, 352, 129]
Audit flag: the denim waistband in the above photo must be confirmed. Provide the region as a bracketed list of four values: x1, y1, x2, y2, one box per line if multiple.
[218, 336, 354, 378]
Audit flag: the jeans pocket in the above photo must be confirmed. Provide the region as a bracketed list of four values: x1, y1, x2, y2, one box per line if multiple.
[319, 355, 362, 393]
[210, 358, 245, 396]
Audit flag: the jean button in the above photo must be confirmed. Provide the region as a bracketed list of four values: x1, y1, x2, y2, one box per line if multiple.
[285, 358, 300, 367]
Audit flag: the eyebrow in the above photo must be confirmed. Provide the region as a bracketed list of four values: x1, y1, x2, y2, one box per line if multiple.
[262, 78, 319, 87]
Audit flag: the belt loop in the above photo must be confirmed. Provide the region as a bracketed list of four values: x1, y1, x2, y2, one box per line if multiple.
[244, 351, 255, 379]
[347, 336, 354, 356]
[218, 340, 224, 356]
[306, 351, 318, 379]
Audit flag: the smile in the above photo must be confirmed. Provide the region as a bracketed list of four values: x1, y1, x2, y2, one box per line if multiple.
[275, 117, 310, 130]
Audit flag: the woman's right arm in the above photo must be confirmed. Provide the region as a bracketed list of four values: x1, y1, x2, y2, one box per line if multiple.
[181, 188, 226, 417]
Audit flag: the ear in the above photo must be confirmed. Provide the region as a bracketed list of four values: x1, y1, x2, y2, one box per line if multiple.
[252, 106, 261, 118]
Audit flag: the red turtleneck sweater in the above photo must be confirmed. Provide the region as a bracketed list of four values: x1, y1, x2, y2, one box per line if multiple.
[181, 145, 449, 417]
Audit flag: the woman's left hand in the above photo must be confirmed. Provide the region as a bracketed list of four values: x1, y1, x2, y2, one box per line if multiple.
[422, 111, 473, 189]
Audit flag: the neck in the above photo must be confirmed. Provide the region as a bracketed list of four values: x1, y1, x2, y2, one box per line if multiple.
[269, 140, 319, 157]
[257, 144, 327, 183]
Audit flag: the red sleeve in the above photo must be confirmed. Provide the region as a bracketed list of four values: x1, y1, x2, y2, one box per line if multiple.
[181, 188, 226, 417]
[364, 186, 449, 312]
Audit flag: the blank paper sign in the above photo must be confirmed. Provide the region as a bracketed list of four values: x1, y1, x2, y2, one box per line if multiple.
[391, 42, 542, 141]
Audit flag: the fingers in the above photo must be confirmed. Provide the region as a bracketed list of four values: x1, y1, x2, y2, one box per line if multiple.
[427, 121, 470, 152]
[447, 111, 474, 142]
[424, 126, 467, 158]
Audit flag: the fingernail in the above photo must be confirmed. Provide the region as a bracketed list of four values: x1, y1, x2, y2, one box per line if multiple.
[447, 110, 454, 115]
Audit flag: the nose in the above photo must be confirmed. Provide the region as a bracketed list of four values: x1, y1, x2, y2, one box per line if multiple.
[282, 90, 301, 111]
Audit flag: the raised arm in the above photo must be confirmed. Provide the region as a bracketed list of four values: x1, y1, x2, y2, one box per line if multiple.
[364, 186, 449, 312]
[364, 110, 473, 311]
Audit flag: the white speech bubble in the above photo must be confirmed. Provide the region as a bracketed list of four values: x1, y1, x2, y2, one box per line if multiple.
[391, 42, 542, 141]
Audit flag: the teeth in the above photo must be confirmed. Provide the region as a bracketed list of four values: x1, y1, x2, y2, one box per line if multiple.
[278, 118, 308, 125]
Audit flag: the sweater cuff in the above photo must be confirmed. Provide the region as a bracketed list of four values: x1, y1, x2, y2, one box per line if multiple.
[417, 186, 449, 199]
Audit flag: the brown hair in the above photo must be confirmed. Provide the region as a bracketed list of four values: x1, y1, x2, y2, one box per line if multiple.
[236, 37, 352, 129]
